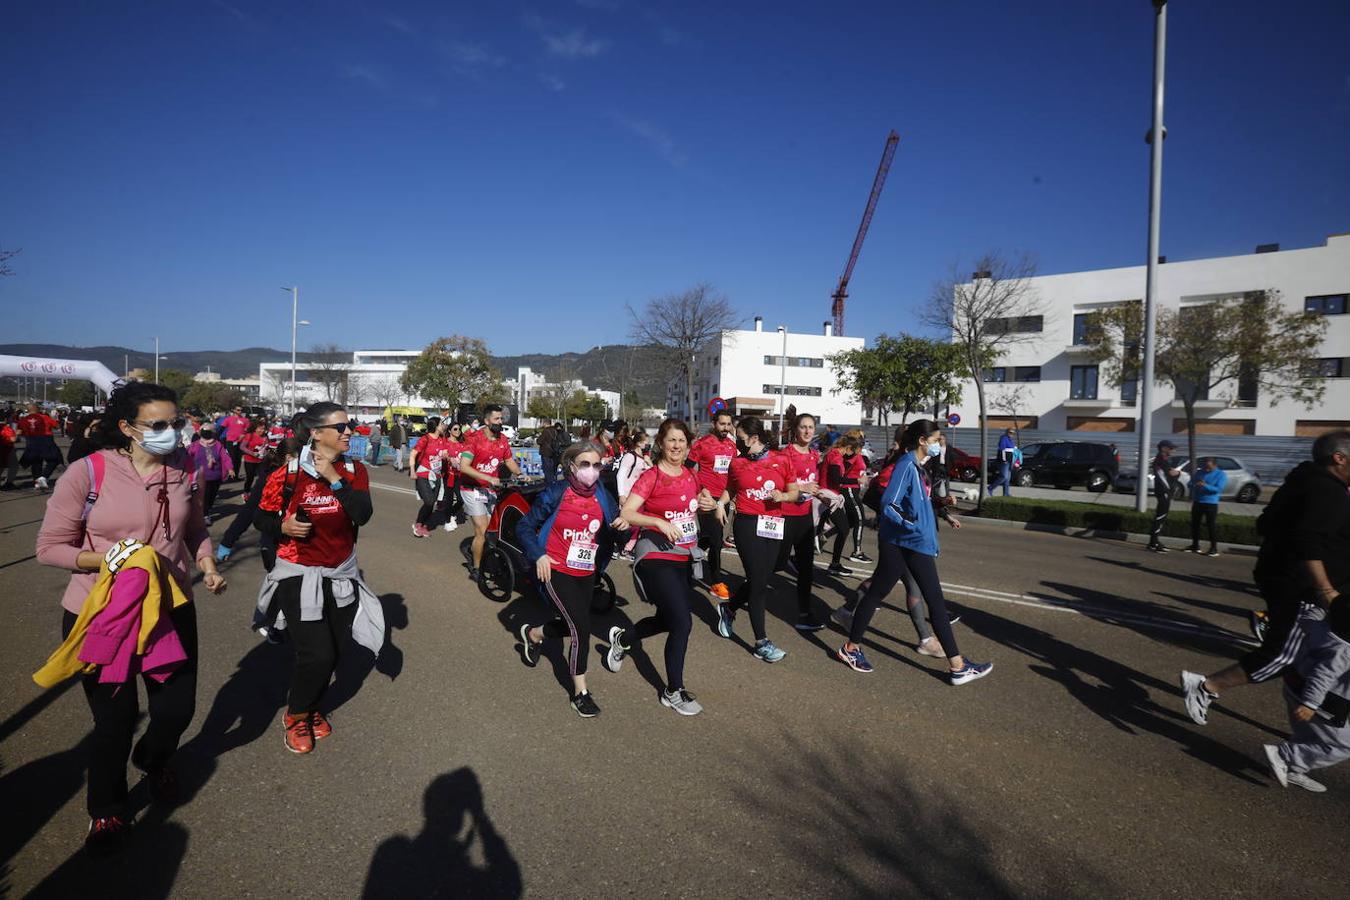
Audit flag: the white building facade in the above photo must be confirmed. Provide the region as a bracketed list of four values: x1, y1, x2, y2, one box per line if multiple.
[946, 235, 1350, 438]
[259, 349, 439, 415]
[668, 319, 866, 428]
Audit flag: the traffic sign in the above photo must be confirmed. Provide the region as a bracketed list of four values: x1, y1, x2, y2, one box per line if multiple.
[947, 413, 961, 426]
[708, 397, 728, 417]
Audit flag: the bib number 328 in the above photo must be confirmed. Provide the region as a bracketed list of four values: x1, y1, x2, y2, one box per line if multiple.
[566, 540, 597, 571]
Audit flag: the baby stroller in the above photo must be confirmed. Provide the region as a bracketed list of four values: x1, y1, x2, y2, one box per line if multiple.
[460, 479, 618, 614]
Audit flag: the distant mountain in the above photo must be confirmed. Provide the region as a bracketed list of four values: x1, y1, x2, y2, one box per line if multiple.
[1, 342, 671, 406]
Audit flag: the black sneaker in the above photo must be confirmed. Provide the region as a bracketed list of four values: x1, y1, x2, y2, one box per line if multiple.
[827, 563, 853, 576]
[847, 552, 873, 564]
[85, 815, 133, 858]
[947, 608, 962, 627]
[1147, 544, 1169, 553]
[794, 614, 825, 632]
[146, 767, 180, 807]
[467, 567, 480, 583]
[518, 624, 539, 667]
[571, 691, 601, 718]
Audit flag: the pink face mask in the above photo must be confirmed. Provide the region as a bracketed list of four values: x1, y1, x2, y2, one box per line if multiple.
[572, 466, 601, 487]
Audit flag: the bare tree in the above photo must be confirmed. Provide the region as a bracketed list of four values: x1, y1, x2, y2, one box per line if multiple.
[0, 247, 19, 279]
[988, 384, 1032, 444]
[265, 370, 289, 407]
[627, 282, 740, 424]
[370, 376, 405, 411]
[346, 373, 369, 410]
[309, 343, 349, 403]
[923, 252, 1044, 503]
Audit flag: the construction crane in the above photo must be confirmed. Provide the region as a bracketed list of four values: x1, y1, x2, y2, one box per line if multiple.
[830, 130, 900, 337]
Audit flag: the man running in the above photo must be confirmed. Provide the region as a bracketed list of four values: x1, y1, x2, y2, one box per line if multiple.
[687, 411, 737, 596]
[219, 405, 252, 479]
[458, 404, 522, 581]
[1147, 440, 1181, 552]
[17, 402, 63, 490]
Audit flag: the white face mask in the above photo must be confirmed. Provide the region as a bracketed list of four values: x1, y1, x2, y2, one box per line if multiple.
[299, 443, 320, 478]
[137, 425, 181, 456]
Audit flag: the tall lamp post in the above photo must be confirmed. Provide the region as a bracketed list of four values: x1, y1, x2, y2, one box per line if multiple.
[1135, 0, 1167, 513]
[776, 325, 789, 437]
[281, 286, 310, 415]
[154, 336, 161, 384]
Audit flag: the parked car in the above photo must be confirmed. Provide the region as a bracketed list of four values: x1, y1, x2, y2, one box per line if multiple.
[945, 447, 982, 483]
[988, 441, 1118, 492]
[1113, 455, 1262, 503]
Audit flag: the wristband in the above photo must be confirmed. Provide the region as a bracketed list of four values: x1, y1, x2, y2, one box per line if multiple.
[330, 478, 345, 490]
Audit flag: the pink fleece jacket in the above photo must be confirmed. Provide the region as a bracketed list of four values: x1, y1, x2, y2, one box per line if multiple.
[36, 449, 213, 613]
[78, 567, 188, 683]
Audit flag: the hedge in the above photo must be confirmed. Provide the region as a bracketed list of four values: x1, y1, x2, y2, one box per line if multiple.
[975, 497, 1260, 546]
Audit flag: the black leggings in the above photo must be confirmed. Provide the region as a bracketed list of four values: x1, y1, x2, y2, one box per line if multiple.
[243, 460, 260, 492]
[823, 487, 863, 564]
[415, 478, 448, 527]
[275, 576, 358, 714]
[539, 570, 596, 677]
[1150, 493, 1172, 543]
[201, 479, 221, 515]
[729, 513, 783, 641]
[1190, 503, 1218, 550]
[776, 514, 816, 616]
[850, 542, 959, 658]
[698, 509, 725, 583]
[62, 603, 199, 819]
[630, 558, 694, 691]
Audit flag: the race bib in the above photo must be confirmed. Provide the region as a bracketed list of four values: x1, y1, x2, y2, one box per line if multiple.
[566, 539, 597, 571]
[713, 454, 732, 474]
[673, 513, 698, 546]
[757, 515, 785, 540]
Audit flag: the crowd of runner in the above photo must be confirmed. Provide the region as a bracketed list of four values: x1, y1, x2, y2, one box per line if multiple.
[17, 380, 1350, 857]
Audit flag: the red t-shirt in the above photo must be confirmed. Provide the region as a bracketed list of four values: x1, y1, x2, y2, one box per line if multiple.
[240, 433, 267, 462]
[822, 449, 865, 490]
[442, 439, 466, 484]
[415, 435, 449, 479]
[776, 445, 820, 517]
[543, 487, 605, 577]
[728, 453, 792, 517]
[18, 413, 58, 437]
[876, 460, 897, 491]
[460, 430, 511, 486]
[260, 460, 369, 567]
[629, 464, 701, 562]
[688, 433, 737, 497]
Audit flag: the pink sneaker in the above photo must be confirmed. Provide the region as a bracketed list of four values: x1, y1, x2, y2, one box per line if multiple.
[411, 523, 427, 538]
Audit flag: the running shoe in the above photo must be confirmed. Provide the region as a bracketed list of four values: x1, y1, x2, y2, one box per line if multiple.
[215, 545, 233, 563]
[604, 625, 626, 673]
[949, 660, 993, 685]
[709, 582, 731, 601]
[443, 521, 455, 532]
[948, 608, 962, 627]
[830, 605, 854, 630]
[283, 712, 315, 754]
[311, 711, 332, 740]
[467, 567, 480, 584]
[716, 602, 736, 639]
[660, 688, 703, 716]
[85, 815, 133, 858]
[848, 551, 873, 564]
[1206, 549, 1221, 557]
[827, 564, 853, 576]
[1249, 610, 1269, 643]
[1147, 543, 1170, 553]
[257, 624, 285, 645]
[411, 523, 427, 538]
[1185, 545, 1201, 553]
[723, 537, 736, 549]
[754, 639, 787, 663]
[794, 614, 825, 632]
[1264, 744, 1289, 788]
[1288, 772, 1328, 793]
[571, 691, 601, 718]
[1180, 670, 1216, 725]
[35, 476, 49, 491]
[836, 645, 873, 673]
[916, 637, 945, 657]
[519, 623, 539, 667]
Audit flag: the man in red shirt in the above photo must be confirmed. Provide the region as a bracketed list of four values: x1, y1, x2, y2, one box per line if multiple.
[687, 411, 738, 591]
[18, 403, 64, 490]
[457, 404, 522, 581]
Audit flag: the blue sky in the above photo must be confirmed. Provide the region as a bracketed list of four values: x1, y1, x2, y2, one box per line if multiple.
[4, 0, 1348, 358]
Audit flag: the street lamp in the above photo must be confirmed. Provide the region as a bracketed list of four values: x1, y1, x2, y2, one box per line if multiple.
[153, 337, 169, 384]
[281, 286, 310, 415]
[776, 325, 788, 437]
[1135, 0, 1167, 513]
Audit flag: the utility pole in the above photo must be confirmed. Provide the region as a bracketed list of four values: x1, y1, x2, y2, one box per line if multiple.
[1135, 0, 1167, 514]
[154, 336, 161, 384]
[776, 326, 789, 437]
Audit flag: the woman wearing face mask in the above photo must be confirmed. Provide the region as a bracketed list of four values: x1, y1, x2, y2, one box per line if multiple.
[836, 419, 991, 684]
[35, 383, 225, 856]
[439, 421, 467, 530]
[610, 419, 717, 715]
[714, 417, 802, 662]
[817, 433, 868, 575]
[776, 410, 826, 632]
[614, 428, 651, 559]
[254, 402, 383, 754]
[515, 443, 628, 717]
[409, 416, 450, 538]
[187, 423, 234, 522]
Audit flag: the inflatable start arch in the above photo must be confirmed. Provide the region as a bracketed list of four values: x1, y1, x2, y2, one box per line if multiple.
[0, 354, 125, 396]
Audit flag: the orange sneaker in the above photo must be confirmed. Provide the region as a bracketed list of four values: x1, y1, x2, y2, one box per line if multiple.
[710, 582, 731, 601]
[311, 711, 332, 741]
[283, 712, 314, 754]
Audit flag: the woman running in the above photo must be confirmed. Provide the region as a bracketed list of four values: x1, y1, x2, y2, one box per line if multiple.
[35, 382, 226, 856]
[239, 421, 268, 492]
[254, 402, 384, 754]
[818, 432, 868, 574]
[776, 410, 825, 631]
[607, 419, 715, 715]
[515, 442, 627, 717]
[836, 419, 991, 684]
[614, 428, 651, 559]
[409, 416, 450, 538]
[713, 417, 801, 662]
[186, 423, 234, 522]
[441, 421, 467, 529]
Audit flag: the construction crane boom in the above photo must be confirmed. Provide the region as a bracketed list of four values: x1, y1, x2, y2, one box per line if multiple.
[831, 130, 899, 336]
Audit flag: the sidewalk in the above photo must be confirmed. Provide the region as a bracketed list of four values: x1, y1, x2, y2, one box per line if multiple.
[959, 483, 1264, 518]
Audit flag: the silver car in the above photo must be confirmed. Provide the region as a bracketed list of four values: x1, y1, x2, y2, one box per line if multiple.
[1112, 455, 1262, 503]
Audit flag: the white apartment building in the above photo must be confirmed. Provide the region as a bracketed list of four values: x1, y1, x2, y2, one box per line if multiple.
[259, 349, 439, 414]
[668, 318, 866, 428]
[946, 235, 1350, 438]
[507, 366, 621, 427]
[193, 371, 262, 401]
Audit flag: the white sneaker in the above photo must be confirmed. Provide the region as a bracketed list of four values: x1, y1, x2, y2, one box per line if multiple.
[660, 688, 703, 716]
[443, 522, 455, 532]
[1180, 671, 1215, 725]
[1264, 744, 1289, 788]
[604, 626, 626, 673]
[1288, 772, 1328, 793]
[35, 476, 49, 491]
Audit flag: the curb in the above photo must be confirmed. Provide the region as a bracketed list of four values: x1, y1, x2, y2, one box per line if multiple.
[957, 511, 1260, 557]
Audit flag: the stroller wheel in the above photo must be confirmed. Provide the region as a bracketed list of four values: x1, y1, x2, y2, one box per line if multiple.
[477, 545, 515, 603]
[591, 572, 617, 615]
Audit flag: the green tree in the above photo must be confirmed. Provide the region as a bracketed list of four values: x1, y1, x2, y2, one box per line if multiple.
[158, 369, 196, 396]
[56, 380, 95, 407]
[400, 336, 504, 412]
[526, 395, 558, 422]
[182, 382, 245, 414]
[830, 334, 968, 426]
[1085, 290, 1328, 466]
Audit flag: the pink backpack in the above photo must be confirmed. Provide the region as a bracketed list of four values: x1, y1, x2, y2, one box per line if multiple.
[80, 450, 199, 536]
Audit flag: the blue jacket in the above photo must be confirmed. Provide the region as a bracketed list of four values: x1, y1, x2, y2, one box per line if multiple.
[997, 434, 1016, 461]
[878, 455, 939, 557]
[516, 481, 622, 575]
[1192, 468, 1227, 505]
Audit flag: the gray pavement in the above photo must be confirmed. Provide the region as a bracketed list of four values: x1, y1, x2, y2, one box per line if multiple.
[1, 463, 1344, 899]
[970, 482, 1266, 516]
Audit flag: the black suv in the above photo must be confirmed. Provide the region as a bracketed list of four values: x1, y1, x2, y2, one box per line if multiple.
[988, 441, 1119, 492]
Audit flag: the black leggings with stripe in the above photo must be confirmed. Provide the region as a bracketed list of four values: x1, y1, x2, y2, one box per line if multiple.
[539, 570, 596, 676]
[823, 486, 863, 564]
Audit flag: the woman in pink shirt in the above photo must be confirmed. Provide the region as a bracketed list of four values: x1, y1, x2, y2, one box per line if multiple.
[35, 382, 227, 857]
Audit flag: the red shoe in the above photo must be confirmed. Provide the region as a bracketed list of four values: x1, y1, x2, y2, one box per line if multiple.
[411, 523, 427, 538]
[311, 711, 332, 741]
[283, 712, 314, 754]
[85, 815, 133, 858]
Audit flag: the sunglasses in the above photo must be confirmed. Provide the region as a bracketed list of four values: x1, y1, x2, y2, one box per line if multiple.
[313, 422, 353, 434]
[574, 460, 604, 470]
[134, 418, 186, 432]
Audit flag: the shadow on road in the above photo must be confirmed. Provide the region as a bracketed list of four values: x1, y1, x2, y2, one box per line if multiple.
[20, 808, 188, 900]
[362, 767, 522, 899]
[327, 592, 408, 714]
[1088, 555, 1261, 601]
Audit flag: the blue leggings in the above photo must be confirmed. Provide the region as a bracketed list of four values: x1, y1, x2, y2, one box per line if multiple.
[850, 542, 959, 658]
[631, 558, 694, 691]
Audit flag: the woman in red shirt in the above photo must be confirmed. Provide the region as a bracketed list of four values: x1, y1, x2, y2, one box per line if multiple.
[441, 421, 467, 529]
[255, 402, 379, 755]
[776, 410, 825, 631]
[817, 432, 868, 575]
[714, 417, 801, 662]
[409, 416, 451, 538]
[239, 422, 268, 492]
[612, 419, 717, 716]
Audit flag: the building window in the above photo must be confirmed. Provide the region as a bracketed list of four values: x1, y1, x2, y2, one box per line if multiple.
[1070, 365, 1098, 399]
[764, 355, 825, 368]
[762, 384, 822, 397]
[1236, 363, 1258, 406]
[1305, 294, 1348, 315]
[1013, 366, 1041, 383]
[1314, 358, 1345, 378]
[1120, 378, 1138, 405]
[983, 367, 1006, 383]
[1072, 313, 1091, 345]
[988, 315, 1044, 335]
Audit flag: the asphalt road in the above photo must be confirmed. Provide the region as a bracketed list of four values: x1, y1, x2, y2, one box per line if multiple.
[1, 463, 1343, 899]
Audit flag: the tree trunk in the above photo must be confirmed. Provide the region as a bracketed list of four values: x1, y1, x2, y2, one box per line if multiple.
[975, 379, 988, 511]
[1184, 398, 1198, 493]
[686, 355, 695, 427]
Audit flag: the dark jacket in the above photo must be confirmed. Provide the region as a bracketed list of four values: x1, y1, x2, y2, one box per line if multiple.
[1254, 461, 1350, 591]
[516, 480, 622, 575]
